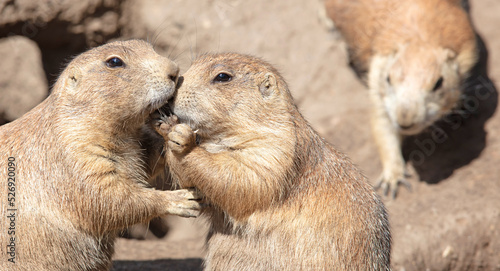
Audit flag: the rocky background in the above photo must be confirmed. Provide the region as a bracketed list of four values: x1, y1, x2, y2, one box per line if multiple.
[1, 0, 499, 270]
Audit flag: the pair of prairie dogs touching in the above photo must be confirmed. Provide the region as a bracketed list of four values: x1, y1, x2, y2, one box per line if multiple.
[0, 0, 478, 270]
[0, 39, 390, 270]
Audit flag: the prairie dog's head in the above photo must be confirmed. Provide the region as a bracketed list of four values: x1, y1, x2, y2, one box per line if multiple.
[54, 40, 179, 127]
[369, 43, 476, 135]
[172, 53, 295, 139]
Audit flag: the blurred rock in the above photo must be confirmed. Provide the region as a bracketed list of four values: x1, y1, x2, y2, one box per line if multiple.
[0, 0, 123, 48]
[0, 36, 47, 124]
[0, 0, 124, 86]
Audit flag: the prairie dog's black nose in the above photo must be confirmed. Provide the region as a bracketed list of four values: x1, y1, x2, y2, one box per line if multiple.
[169, 71, 179, 83]
[165, 60, 179, 83]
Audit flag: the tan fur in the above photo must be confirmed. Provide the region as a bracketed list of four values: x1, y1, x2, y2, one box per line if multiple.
[324, 0, 478, 196]
[0, 40, 200, 270]
[156, 53, 391, 270]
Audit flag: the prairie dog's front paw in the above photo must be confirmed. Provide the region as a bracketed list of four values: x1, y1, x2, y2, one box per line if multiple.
[375, 166, 412, 199]
[168, 124, 196, 154]
[153, 115, 179, 139]
[163, 188, 202, 218]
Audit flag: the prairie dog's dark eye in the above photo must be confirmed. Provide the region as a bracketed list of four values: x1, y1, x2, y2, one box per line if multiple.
[386, 76, 391, 85]
[432, 77, 444, 92]
[106, 57, 124, 68]
[213, 73, 232, 83]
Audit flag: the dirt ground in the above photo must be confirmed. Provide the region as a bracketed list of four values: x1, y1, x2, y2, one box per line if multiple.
[1, 0, 499, 270]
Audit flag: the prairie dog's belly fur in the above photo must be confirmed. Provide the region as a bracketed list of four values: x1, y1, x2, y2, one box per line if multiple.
[324, 0, 479, 196]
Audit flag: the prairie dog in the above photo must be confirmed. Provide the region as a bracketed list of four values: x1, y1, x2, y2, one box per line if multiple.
[156, 53, 391, 270]
[0, 40, 200, 270]
[324, 0, 478, 196]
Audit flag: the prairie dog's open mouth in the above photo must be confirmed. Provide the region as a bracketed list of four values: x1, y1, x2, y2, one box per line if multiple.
[157, 103, 174, 118]
[397, 121, 429, 135]
[147, 100, 175, 125]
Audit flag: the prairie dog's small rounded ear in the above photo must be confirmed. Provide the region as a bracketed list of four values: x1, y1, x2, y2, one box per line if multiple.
[444, 48, 457, 59]
[62, 66, 81, 93]
[259, 72, 278, 98]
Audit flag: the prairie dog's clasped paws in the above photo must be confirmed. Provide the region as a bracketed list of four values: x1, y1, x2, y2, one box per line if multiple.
[153, 115, 179, 139]
[168, 124, 196, 155]
[164, 188, 203, 218]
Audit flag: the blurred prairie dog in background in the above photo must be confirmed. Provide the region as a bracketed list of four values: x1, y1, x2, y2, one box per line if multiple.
[323, 0, 478, 197]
